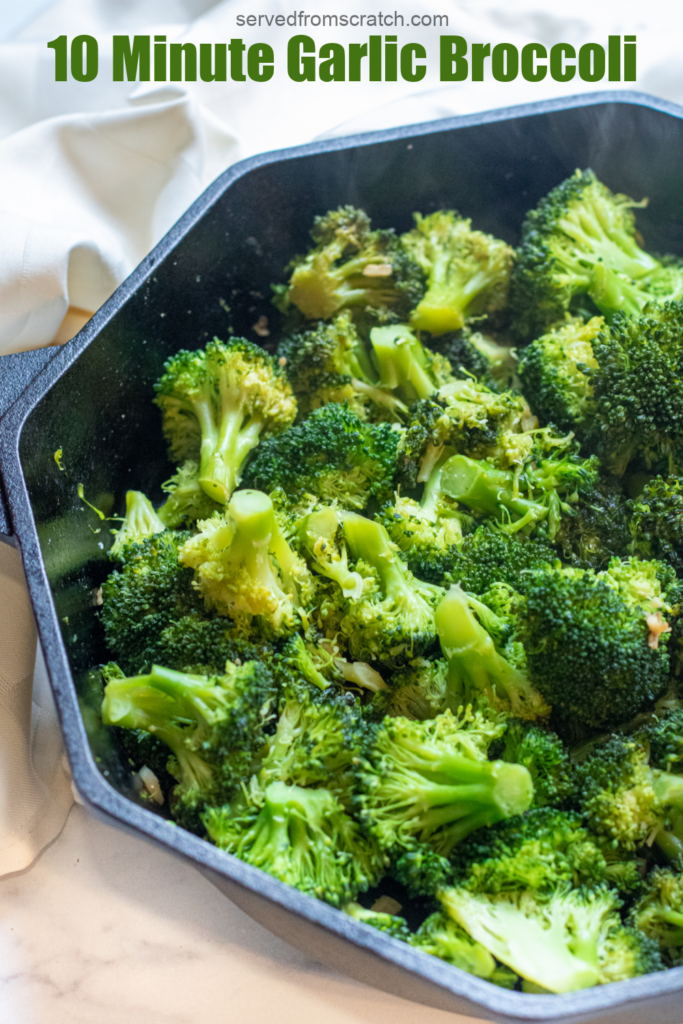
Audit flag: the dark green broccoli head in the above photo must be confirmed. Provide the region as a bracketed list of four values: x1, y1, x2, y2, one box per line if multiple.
[277, 205, 425, 325]
[521, 559, 677, 731]
[101, 531, 205, 676]
[649, 709, 683, 775]
[243, 403, 401, 510]
[590, 303, 683, 475]
[390, 842, 453, 898]
[496, 720, 574, 809]
[154, 336, 297, 503]
[428, 328, 518, 391]
[629, 475, 683, 575]
[446, 526, 558, 595]
[369, 657, 449, 722]
[509, 169, 664, 340]
[554, 475, 631, 570]
[402, 210, 514, 335]
[343, 902, 412, 942]
[518, 316, 602, 435]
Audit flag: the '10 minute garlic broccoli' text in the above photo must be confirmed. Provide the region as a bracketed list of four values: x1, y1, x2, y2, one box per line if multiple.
[94, 171, 683, 994]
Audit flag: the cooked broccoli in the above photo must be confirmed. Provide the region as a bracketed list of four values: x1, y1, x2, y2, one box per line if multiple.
[554, 475, 631, 570]
[509, 169, 682, 340]
[520, 558, 677, 731]
[276, 205, 424, 323]
[446, 526, 558, 595]
[203, 781, 387, 907]
[410, 911, 509, 981]
[497, 720, 575, 808]
[109, 490, 166, 559]
[574, 735, 683, 855]
[275, 313, 408, 421]
[629, 475, 683, 575]
[339, 513, 443, 666]
[355, 707, 533, 856]
[157, 461, 222, 528]
[243, 403, 401, 511]
[343, 902, 412, 941]
[438, 445, 599, 543]
[435, 584, 548, 720]
[101, 660, 275, 829]
[401, 210, 514, 335]
[370, 657, 450, 722]
[391, 843, 454, 898]
[440, 884, 662, 993]
[369, 324, 452, 404]
[649, 709, 683, 775]
[518, 316, 602, 434]
[429, 328, 518, 391]
[154, 336, 297, 504]
[101, 530, 205, 676]
[590, 303, 683, 475]
[451, 808, 637, 895]
[179, 489, 315, 638]
[294, 505, 363, 599]
[631, 868, 683, 965]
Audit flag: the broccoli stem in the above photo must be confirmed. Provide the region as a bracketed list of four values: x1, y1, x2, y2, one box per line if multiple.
[342, 512, 437, 610]
[370, 325, 437, 401]
[110, 490, 166, 558]
[440, 454, 548, 532]
[435, 585, 545, 718]
[227, 489, 292, 605]
[411, 269, 496, 335]
[298, 507, 363, 599]
[194, 392, 264, 504]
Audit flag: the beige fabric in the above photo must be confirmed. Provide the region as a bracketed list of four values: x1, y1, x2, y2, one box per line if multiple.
[0, 542, 72, 874]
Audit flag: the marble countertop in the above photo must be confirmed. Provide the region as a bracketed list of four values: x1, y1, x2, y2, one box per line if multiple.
[0, 804, 479, 1024]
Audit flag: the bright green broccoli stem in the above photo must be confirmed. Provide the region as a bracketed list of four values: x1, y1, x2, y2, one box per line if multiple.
[440, 454, 549, 535]
[110, 490, 166, 558]
[435, 585, 547, 719]
[419, 449, 456, 522]
[227, 489, 292, 605]
[101, 666, 215, 799]
[588, 263, 652, 318]
[653, 775, 683, 862]
[370, 325, 438, 402]
[190, 380, 266, 504]
[297, 507, 363, 599]
[350, 378, 410, 419]
[342, 512, 438, 610]
[410, 265, 499, 336]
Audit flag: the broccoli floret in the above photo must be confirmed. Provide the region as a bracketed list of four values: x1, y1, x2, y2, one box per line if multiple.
[275, 313, 409, 422]
[451, 808, 636, 896]
[277, 205, 425, 324]
[101, 660, 275, 829]
[497, 720, 574, 808]
[446, 526, 558, 595]
[355, 707, 532, 857]
[154, 336, 297, 504]
[338, 513, 443, 666]
[101, 530, 205, 676]
[631, 868, 683, 965]
[574, 735, 683, 854]
[370, 657, 450, 722]
[401, 210, 514, 335]
[509, 169, 681, 340]
[520, 559, 677, 731]
[369, 324, 453, 404]
[554, 476, 631, 570]
[410, 911, 506, 980]
[440, 884, 661, 993]
[293, 505, 363, 599]
[376, 493, 468, 585]
[179, 490, 315, 638]
[429, 328, 518, 391]
[590, 303, 683, 475]
[649, 709, 683, 775]
[439, 446, 599, 543]
[243, 403, 401, 511]
[343, 902, 412, 942]
[144, 616, 269, 676]
[629, 475, 683, 575]
[391, 843, 453, 898]
[435, 584, 549, 720]
[109, 490, 166, 559]
[204, 781, 387, 907]
[157, 461, 222, 528]
[518, 316, 602, 434]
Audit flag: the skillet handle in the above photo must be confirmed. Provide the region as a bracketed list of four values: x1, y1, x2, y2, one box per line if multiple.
[0, 347, 60, 535]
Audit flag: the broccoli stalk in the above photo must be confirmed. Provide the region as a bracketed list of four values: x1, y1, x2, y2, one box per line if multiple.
[157, 461, 222, 528]
[410, 911, 504, 980]
[369, 324, 447, 403]
[340, 513, 442, 664]
[109, 490, 166, 559]
[401, 210, 514, 335]
[295, 506, 363, 599]
[435, 584, 549, 720]
[154, 337, 297, 504]
[356, 708, 533, 856]
[632, 869, 683, 965]
[179, 489, 315, 637]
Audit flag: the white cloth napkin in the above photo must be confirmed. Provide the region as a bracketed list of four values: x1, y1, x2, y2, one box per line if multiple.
[2, 0, 683, 876]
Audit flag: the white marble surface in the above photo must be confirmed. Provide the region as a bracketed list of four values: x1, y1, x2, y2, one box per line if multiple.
[0, 804, 481, 1024]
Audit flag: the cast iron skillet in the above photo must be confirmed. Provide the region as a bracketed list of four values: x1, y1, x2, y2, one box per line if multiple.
[2, 91, 683, 1024]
